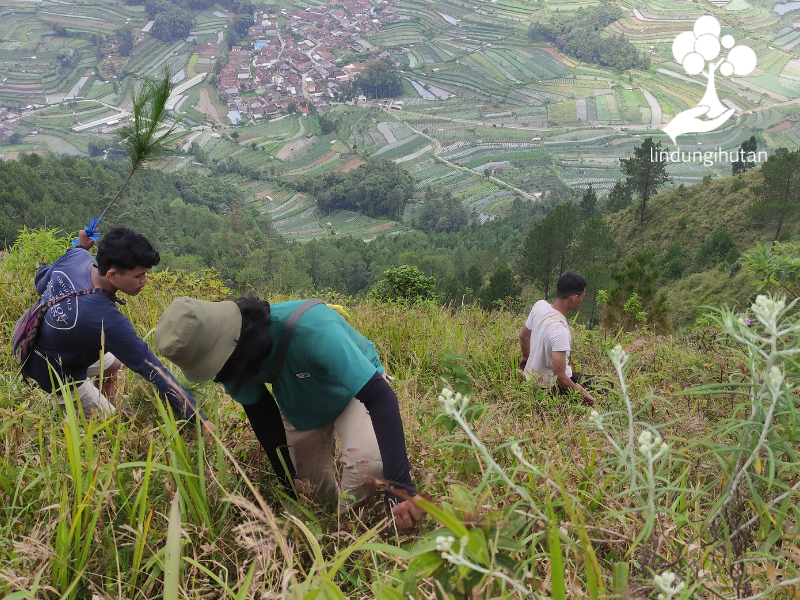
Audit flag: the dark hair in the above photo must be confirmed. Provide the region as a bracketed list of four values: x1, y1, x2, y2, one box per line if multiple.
[96, 228, 160, 275]
[556, 272, 587, 299]
[214, 297, 273, 395]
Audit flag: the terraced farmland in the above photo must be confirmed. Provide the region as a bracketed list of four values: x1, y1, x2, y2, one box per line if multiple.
[4, 0, 800, 241]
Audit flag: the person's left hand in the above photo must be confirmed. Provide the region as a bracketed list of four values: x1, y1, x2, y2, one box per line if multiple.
[201, 420, 217, 436]
[391, 496, 422, 534]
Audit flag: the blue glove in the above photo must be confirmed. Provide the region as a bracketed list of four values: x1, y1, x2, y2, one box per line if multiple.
[71, 216, 102, 246]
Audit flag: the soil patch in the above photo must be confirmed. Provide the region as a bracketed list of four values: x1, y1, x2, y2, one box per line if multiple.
[533, 46, 576, 67]
[2, 150, 44, 160]
[284, 151, 336, 173]
[195, 87, 226, 126]
[277, 136, 316, 160]
[767, 120, 794, 133]
[338, 157, 365, 173]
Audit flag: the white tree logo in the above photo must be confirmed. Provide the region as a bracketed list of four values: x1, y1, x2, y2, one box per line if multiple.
[662, 15, 757, 144]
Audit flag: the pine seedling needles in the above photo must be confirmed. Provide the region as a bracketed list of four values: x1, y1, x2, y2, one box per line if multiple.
[101, 68, 177, 218]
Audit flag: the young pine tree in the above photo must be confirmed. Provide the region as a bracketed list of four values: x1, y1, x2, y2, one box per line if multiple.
[620, 137, 670, 225]
[522, 202, 580, 299]
[748, 148, 800, 242]
[732, 135, 758, 175]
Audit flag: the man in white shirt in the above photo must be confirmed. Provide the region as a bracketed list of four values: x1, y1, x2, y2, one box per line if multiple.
[519, 272, 596, 406]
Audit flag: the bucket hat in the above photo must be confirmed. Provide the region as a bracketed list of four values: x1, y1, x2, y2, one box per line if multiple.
[155, 297, 241, 382]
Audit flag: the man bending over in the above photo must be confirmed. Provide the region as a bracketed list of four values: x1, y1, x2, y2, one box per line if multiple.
[23, 227, 215, 432]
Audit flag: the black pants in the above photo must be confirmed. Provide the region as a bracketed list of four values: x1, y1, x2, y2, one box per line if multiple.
[550, 372, 596, 396]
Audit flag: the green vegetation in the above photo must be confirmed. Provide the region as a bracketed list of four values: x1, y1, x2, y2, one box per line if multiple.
[296, 159, 415, 219]
[620, 137, 670, 225]
[5, 227, 800, 598]
[0, 153, 274, 283]
[749, 148, 800, 242]
[530, 2, 650, 71]
[146, 0, 195, 42]
[369, 264, 436, 303]
[354, 59, 403, 99]
[416, 188, 471, 233]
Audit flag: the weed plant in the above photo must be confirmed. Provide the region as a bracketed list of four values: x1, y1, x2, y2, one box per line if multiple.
[2, 229, 800, 598]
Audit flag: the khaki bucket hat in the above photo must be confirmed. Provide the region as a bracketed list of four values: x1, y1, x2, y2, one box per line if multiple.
[155, 297, 242, 382]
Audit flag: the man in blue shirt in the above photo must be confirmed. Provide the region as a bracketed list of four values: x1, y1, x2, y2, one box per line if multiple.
[24, 227, 215, 433]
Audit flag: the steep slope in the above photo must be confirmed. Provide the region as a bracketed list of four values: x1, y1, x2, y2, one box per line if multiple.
[605, 168, 800, 327]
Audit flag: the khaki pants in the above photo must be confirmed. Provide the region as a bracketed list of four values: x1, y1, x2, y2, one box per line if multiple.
[53, 352, 116, 420]
[283, 398, 383, 513]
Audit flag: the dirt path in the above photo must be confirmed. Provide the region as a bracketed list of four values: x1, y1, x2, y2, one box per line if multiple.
[196, 87, 226, 126]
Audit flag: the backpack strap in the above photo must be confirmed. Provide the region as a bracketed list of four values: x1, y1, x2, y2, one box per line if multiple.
[265, 299, 324, 384]
[44, 287, 106, 307]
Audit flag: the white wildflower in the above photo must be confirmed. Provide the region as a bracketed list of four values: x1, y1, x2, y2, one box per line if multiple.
[510, 443, 524, 461]
[638, 430, 663, 457]
[766, 365, 784, 396]
[438, 388, 458, 412]
[752, 295, 784, 325]
[654, 570, 685, 600]
[587, 409, 604, 430]
[435, 536, 455, 552]
[609, 344, 628, 368]
[437, 387, 470, 413]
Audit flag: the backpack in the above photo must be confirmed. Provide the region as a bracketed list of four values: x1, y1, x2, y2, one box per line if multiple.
[11, 288, 104, 367]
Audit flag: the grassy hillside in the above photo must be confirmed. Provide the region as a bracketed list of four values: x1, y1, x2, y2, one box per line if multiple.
[2, 229, 800, 598]
[605, 167, 800, 327]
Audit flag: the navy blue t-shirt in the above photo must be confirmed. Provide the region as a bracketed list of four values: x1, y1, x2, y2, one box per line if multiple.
[24, 248, 205, 422]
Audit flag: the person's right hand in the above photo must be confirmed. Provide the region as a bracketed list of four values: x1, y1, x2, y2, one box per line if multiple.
[518, 356, 527, 371]
[201, 419, 217, 436]
[391, 496, 422, 535]
[581, 391, 596, 407]
[78, 228, 95, 250]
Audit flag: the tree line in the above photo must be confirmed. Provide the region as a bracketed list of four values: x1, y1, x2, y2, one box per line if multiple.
[144, 0, 195, 42]
[530, 2, 650, 71]
[6, 135, 799, 330]
[295, 159, 415, 219]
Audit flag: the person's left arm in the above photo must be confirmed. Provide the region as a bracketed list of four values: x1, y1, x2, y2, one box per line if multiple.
[312, 323, 419, 531]
[355, 372, 421, 533]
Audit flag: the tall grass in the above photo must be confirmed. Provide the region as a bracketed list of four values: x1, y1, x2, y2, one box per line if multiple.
[2, 229, 800, 598]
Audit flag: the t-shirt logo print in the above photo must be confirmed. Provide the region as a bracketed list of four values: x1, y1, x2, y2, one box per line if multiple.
[295, 372, 312, 379]
[46, 271, 78, 330]
[662, 15, 757, 145]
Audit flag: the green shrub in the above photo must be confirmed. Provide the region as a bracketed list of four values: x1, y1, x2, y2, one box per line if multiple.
[369, 264, 436, 303]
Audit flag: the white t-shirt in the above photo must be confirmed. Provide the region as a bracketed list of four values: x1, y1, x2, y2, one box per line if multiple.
[523, 300, 571, 387]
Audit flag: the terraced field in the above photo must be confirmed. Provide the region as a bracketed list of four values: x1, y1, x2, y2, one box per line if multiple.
[3, 0, 800, 241]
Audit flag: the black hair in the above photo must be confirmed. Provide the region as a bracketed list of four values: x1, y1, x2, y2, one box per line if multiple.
[95, 227, 160, 275]
[214, 297, 273, 395]
[556, 272, 587, 299]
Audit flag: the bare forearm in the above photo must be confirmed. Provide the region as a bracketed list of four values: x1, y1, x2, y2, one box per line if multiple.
[519, 328, 531, 363]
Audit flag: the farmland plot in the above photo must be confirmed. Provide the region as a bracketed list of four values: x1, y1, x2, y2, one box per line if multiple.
[274, 206, 324, 235]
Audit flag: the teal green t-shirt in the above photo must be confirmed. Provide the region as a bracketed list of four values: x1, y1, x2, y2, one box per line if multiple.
[223, 301, 384, 430]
